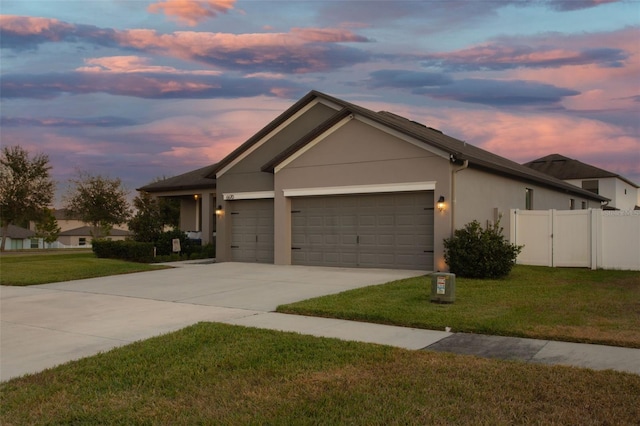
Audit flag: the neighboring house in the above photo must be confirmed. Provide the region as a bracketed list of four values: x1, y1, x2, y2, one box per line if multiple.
[524, 154, 640, 211]
[0, 224, 42, 250]
[34, 209, 131, 248]
[52, 209, 86, 233]
[140, 90, 606, 271]
[56, 226, 130, 248]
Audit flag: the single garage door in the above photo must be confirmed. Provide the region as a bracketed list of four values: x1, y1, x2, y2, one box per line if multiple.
[230, 199, 274, 263]
[291, 191, 434, 270]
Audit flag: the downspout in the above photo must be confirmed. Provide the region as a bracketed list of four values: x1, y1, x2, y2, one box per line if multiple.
[451, 158, 469, 235]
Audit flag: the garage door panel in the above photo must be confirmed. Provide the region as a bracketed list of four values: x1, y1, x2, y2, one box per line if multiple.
[230, 199, 274, 263]
[292, 191, 434, 270]
[323, 234, 339, 244]
[341, 234, 358, 245]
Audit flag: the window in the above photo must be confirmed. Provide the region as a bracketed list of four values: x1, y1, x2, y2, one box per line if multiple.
[570, 198, 575, 210]
[30, 239, 39, 249]
[79, 237, 86, 246]
[525, 188, 534, 210]
[581, 201, 587, 209]
[582, 180, 599, 195]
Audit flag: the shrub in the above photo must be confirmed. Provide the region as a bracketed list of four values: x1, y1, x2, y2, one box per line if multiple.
[154, 229, 192, 256]
[444, 219, 523, 279]
[92, 239, 154, 263]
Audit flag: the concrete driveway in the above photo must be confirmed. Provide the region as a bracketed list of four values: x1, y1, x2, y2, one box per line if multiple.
[1, 262, 425, 381]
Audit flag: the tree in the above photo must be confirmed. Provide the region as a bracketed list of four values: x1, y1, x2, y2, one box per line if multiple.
[157, 196, 180, 229]
[64, 171, 131, 239]
[0, 146, 55, 251]
[34, 208, 61, 245]
[128, 191, 164, 243]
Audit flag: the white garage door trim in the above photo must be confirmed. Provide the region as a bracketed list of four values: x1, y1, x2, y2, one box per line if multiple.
[291, 191, 434, 270]
[283, 181, 436, 198]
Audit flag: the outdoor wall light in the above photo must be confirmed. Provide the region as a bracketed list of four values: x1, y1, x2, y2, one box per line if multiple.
[437, 195, 446, 211]
[215, 205, 223, 216]
[194, 194, 199, 200]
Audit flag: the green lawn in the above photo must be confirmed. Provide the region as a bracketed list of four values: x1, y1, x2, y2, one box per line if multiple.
[0, 252, 168, 286]
[278, 265, 640, 348]
[1, 323, 639, 425]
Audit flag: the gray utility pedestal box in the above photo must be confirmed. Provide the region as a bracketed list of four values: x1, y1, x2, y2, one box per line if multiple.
[430, 272, 456, 303]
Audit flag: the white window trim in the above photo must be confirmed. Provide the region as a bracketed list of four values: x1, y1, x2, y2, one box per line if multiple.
[223, 191, 275, 201]
[283, 182, 436, 198]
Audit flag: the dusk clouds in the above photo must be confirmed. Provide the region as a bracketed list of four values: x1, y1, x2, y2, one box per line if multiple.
[1, 1, 638, 202]
[148, 0, 236, 26]
[1, 16, 371, 73]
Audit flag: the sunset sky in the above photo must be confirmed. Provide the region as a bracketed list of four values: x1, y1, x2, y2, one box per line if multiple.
[1, 0, 639, 206]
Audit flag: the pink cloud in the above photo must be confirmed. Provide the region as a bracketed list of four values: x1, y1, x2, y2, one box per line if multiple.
[2, 16, 371, 73]
[436, 109, 639, 181]
[148, 0, 236, 26]
[291, 27, 371, 43]
[505, 27, 640, 111]
[112, 27, 370, 72]
[0, 15, 73, 36]
[76, 55, 222, 75]
[357, 97, 639, 183]
[116, 27, 367, 52]
[421, 29, 631, 72]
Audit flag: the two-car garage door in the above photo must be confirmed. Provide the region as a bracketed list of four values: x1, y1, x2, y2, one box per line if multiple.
[229, 192, 434, 270]
[291, 191, 434, 270]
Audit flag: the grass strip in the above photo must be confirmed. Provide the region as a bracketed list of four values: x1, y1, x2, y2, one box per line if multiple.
[0, 253, 168, 286]
[1, 322, 639, 425]
[278, 265, 640, 348]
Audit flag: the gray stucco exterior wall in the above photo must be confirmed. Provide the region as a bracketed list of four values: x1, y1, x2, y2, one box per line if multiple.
[215, 101, 339, 261]
[455, 167, 602, 241]
[273, 116, 453, 270]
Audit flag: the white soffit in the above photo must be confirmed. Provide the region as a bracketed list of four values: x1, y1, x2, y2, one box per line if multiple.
[283, 182, 436, 197]
[223, 191, 275, 200]
[217, 98, 332, 178]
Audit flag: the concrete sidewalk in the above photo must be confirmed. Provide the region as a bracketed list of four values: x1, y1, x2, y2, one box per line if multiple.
[223, 312, 640, 375]
[2, 262, 639, 381]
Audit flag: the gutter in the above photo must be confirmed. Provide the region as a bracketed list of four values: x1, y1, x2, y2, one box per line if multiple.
[450, 156, 469, 235]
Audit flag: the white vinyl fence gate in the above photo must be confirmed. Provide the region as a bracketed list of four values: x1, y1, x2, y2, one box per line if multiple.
[509, 209, 640, 271]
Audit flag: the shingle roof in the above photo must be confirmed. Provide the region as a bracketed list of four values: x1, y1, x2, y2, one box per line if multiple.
[59, 226, 130, 237]
[524, 154, 639, 188]
[0, 224, 35, 239]
[258, 91, 608, 202]
[138, 163, 218, 193]
[145, 90, 608, 202]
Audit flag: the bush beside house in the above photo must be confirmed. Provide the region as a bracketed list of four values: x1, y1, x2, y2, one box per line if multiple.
[444, 220, 523, 279]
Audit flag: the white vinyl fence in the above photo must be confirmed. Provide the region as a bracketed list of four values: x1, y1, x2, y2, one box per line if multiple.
[509, 209, 640, 271]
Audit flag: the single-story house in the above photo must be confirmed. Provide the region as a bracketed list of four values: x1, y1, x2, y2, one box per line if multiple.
[44, 209, 131, 248]
[0, 224, 42, 250]
[56, 226, 130, 248]
[140, 90, 607, 271]
[524, 154, 640, 211]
